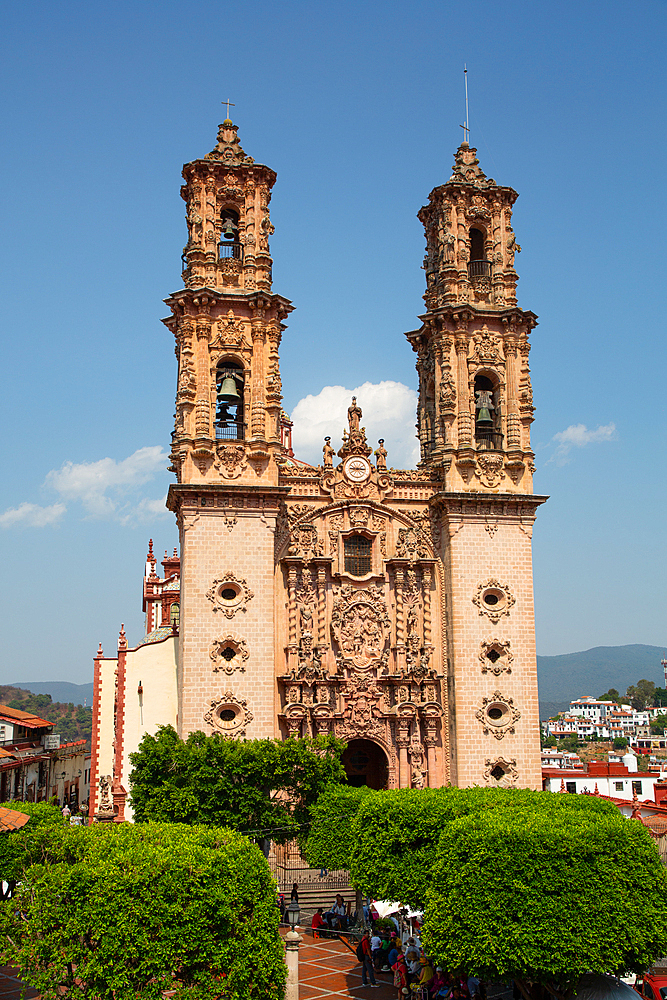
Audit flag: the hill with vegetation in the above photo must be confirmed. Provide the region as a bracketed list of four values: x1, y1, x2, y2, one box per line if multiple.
[537, 644, 665, 706]
[0, 686, 92, 747]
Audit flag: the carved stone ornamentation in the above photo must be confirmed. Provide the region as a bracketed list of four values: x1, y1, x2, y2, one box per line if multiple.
[479, 639, 513, 676]
[472, 579, 515, 624]
[97, 775, 114, 815]
[475, 690, 521, 739]
[336, 674, 384, 741]
[408, 738, 427, 788]
[204, 692, 254, 736]
[288, 522, 323, 561]
[206, 572, 254, 618]
[476, 453, 505, 488]
[214, 444, 248, 480]
[470, 326, 502, 364]
[483, 757, 518, 786]
[210, 633, 249, 674]
[330, 585, 391, 672]
[396, 526, 429, 561]
[210, 309, 248, 350]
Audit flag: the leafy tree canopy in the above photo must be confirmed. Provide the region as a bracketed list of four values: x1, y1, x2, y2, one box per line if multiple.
[422, 805, 667, 997]
[129, 726, 346, 845]
[627, 679, 656, 711]
[0, 801, 64, 889]
[650, 714, 667, 735]
[614, 736, 629, 749]
[301, 784, 374, 871]
[0, 822, 286, 1000]
[304, 786, 617, 911]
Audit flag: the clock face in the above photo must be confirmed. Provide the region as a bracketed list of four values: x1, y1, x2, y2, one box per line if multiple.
[344, 456, 371, 483]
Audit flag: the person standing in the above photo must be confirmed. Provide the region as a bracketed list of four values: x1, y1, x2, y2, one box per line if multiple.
[360, 931, 380, 987]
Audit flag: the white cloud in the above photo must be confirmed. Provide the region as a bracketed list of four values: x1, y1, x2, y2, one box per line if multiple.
[45, 446, 170, 519]
[550, 423, 617, 465]
[0, 502, 67, 529]
[291, 381, 420, 469]
[117, 496, 170, 526]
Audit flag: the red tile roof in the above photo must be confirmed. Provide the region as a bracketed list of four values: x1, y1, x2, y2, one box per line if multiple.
[0, 704, 51, 729]
[0, 807, 30, 832]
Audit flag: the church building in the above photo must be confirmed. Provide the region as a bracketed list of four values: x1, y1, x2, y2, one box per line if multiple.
[89, 119, 547, 820]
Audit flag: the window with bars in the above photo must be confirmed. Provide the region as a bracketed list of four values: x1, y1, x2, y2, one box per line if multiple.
[344, 534, 372, 577]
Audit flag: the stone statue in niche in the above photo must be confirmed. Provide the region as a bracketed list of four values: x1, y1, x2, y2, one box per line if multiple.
[374, 439, 387, 470]
[323, 437, 335, 467]
[408, 740, 426, 788]
[348, 396, 362, 432]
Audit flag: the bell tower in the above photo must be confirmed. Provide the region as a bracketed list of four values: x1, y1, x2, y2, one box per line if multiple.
[410, 142, 536, 491]
[406, 142, 546, 789]
[164, 119, 293, 740]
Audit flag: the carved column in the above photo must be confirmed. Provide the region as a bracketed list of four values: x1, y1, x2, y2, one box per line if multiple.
[455, 331, 471, 446]
[504, 335, 521, 449]
[195, 314, 212, 440]
[287, 563, 298, 674]
[433, 340, 445, 452]
[424, 719, 439, 787]
[316, 564, 327, 650]
[422, 564, 433, 647]
[394, 566, 405, 675]
[397, 726, 410, 789]
[250, 323, 266, 438]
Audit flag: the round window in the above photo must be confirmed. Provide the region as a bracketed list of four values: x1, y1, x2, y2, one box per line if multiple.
[486, 703, 509, 727]
[481, 588, 506, 610]
[220, 587, 238, 601]
[219, 709, 237, 723]
[222, 647, 236, 661]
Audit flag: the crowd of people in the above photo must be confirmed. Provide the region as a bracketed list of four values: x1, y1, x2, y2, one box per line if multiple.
[357, 927, 485, 999]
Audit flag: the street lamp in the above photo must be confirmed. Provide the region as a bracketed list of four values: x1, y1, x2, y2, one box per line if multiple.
[284, 901, 301, 1000]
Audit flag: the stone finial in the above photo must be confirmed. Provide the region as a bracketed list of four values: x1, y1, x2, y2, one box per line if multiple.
[96, 642, 104, 657]
[559, 777, 566, 793]
[118, 624, 127, 651]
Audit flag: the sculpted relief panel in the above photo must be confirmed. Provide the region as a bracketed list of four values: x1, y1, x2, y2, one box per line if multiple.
[330, 584, 391, 673]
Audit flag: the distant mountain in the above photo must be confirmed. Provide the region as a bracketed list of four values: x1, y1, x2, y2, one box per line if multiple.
[9, 681, 94, 707]
[537, 644, 666, 705]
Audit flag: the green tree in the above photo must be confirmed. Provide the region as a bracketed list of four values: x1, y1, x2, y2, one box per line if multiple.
[654, 687, 667, 708]
[626, 679, 656, 711]
[302, 784, 374, 870]
[614, 736, 629, 750]
[598, 688, 621, 702]
[422, 804, 667, 999]
[541, 735, 557, 748]
[129, 726, 346, 851]
[558, 735, 580, 752]
[343, 787, 617, 910]
[650, 714, 667, 736]
[0, 802, 63, 896]
[0, 822, 285, 1000]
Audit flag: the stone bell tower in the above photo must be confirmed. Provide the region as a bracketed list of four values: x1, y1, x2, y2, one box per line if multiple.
[163, 119, 293, 739]
[405, 142, 547, 788]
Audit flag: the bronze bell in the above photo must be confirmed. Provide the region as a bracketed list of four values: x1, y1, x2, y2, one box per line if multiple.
[218, 376, 241, 404]
[221, 217, 237, 240]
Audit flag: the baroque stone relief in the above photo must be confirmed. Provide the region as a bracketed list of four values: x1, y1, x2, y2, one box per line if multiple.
[472, 579, 515, 625]
[483, 757, 518, 786]
[210, 632, 249, 674]
[476, 453, 505, 488]
[204, 692, 254, 737]
[206, 572, 254, 618]
[330, 584, 391, 673]
[479, 639, 513, 676]
[214, 444, 247, 480]
[475, 691, 521, 740]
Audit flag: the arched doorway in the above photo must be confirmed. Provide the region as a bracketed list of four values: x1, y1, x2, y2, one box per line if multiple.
[342, 739, 389, 790]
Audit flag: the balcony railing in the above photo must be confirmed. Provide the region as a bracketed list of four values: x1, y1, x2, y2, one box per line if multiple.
[468, 259, 492, 279]
[218, 241, 244, 262]
[475, 428, 504, 450]
[216, 422, 245, 441]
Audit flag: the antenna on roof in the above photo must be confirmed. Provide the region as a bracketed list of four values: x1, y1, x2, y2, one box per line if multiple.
[460, 65, 470, 145]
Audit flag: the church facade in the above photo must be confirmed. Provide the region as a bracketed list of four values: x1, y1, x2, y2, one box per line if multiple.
[89, 120, 546, 819]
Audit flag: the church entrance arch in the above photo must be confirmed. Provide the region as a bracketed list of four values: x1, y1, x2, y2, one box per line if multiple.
[342, 739, 388, 790]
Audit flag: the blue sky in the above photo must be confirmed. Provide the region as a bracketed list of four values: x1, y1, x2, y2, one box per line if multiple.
[0, 1, 665, 684]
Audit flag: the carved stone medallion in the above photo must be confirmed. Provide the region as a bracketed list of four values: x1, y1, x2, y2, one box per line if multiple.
[214, 444, 247, 480]
[210, 632, 249, 674]
[475, 690, 520, 740]
[204, 692, 253, 736]
[483, 757, 518, 786]
[476, 453, 505, 488]
[472, 579, 515, 624]
[479, 639, 513, 676]
[206, 572, 254, 618]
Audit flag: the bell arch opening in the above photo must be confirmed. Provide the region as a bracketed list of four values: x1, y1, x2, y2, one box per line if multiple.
[215, 360, 245, 440]
[474, 372, 502, 450]
[342, 739, 389, 790]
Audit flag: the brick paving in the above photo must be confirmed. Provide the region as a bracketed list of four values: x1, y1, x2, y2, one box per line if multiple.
[294, 933, 396, 1000]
